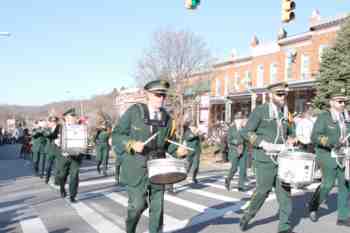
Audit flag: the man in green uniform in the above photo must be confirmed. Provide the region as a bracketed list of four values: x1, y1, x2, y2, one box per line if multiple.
[95, 124, 111, 176]
[57, 108, 83, 203]
[184, 122, 201, 184]
[308, 86, 350, 226]
[43, 116, 62, 184]
[239, 81, 296, 233]
[225, 112, 248, 192]
[32, 120, 47, 177]
[112, 79, 188, 233]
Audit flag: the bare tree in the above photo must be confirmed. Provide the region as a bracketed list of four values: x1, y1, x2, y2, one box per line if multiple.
[134, 28, 213, 139]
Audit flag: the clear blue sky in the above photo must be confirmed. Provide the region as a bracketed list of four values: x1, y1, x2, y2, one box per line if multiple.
[1, 1, 349, 106]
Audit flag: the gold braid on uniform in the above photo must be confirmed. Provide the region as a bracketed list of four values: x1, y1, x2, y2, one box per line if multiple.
[170, 119, 176, 138]
[319, 135, 328, 147]
[248, 132, 258, 145]
[125, 140, 136, 154]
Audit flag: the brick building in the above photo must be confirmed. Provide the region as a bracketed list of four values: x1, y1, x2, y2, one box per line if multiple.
[207, 11, 349, 130]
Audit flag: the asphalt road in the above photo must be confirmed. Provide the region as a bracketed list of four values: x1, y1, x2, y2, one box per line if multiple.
[0, 144, 349, 233]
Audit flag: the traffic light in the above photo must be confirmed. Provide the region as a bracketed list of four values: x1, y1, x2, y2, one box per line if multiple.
[281, 0, 296, 23]
[185, 0, 201, 10]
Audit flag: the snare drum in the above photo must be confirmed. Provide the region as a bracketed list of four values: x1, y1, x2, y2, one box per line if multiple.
[277, 151, 316, 187]
[147, 158, 188, 184]
[61, 124, 88, 156]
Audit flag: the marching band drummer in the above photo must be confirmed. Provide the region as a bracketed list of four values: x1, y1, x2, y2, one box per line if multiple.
[56, 108, 82, 203]
[112, 79, 188, 233]
[239, 81, 297, 233]
[308, 86, 350, 226]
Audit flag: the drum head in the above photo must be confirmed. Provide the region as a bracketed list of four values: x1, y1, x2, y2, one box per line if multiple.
[279, 151, 315, 160]
[150, 173, 187, 185]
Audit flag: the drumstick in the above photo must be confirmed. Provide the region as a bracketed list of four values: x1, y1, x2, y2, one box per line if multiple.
[166, 139, 195, 151]
[143, 132, 159, 145]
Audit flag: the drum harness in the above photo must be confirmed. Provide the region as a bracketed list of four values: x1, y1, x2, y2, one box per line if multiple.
[267, 103, 290, 165]
[330, 110, 350, 169]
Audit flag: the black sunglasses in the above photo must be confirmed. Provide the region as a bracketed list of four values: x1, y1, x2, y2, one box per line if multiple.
[154, 93, 167, 98]
[276, 93, 286, 97]
[336, 100, 346, 104]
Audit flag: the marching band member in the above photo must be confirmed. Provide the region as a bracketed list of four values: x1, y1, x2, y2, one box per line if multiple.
[95, 123, 111, 176]
[112, 79, 188, 233]
[31, 120, 48, 178]
[43, 116, 62, 184]
[183, 116, 202, 184]
[308, 87, 350, 226]
[56, 108, 83, 203]
[225, 112, 248, 192]
[239, 81, 297, 233]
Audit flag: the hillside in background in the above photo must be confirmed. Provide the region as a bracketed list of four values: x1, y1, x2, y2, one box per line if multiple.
[0, 88, 119, 128]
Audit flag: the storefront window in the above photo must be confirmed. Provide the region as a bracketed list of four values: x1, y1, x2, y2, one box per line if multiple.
[319, 44, 329, 62]
[256, 64, 264, 87]
[215, 78, 222, 96]
[270, 63, 277, 84]
[300, 54, 310, 79]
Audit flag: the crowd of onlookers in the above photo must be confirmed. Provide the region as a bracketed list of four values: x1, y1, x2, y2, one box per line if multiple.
[0, 126, 26, 145]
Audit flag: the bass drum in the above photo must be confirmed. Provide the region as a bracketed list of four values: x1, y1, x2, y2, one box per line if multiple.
[278, 150, 316, 188]
[147, 158, 188, 185]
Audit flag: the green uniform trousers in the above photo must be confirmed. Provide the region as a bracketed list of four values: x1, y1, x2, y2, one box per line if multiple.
[96, 144, 109, 174]
[243, 161, 292, 232]
[310, 164, 350, 220]
[57, 156, 81, 199]
[33, 150, 46, 176]
[187, 152, 200, 180]
[126, 176, 164, 233]
[45, 144, 61, 182]
[226, 151, 248, 188]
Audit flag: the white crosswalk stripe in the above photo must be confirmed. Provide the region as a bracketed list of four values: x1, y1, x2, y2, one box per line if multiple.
[20, 217, 49, 233]
[70, 201, 124, 233]
[19, 161, 321, 233]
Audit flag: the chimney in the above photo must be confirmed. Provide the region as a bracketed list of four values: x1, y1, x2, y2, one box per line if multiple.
[231, 48, 238, 58]
[310, 9, 321, 29]
[250, 35, 259, 48]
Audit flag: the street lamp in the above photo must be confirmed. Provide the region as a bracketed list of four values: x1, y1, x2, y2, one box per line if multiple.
[0, 32, 11, 37]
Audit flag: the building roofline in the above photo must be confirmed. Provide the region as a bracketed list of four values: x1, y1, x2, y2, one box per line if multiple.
[278, 32, 312, 46]
[214, 56, 252, 68]
[310, 13, 349, 31]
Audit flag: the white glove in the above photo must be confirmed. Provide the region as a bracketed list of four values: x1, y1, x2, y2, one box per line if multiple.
[259, 141, 274, 152]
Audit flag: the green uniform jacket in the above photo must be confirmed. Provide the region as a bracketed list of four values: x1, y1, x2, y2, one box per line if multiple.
[96, 130, 110, 147]
[31, 128, 46, 153]
[184, 128, 201, 159]
[112, 104, 177, 187]
[240, 103, 295, 163]
[311, 110, 350, 169]
[227, 124, 244, 160]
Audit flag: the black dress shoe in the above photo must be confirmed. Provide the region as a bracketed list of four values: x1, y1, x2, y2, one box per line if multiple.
[239, 216, 249, 231]
[193, 178, 198, 184]
[224, 178, 230, 191]
[337, 218, 350, 226]
[60, 186, 67, 198]
[278, 230, 294, 233]
[238, 187, 247, 192]
[70, 197, 77, 203]
[309, 211, 318, 222]
[97, 166, 101, 174]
